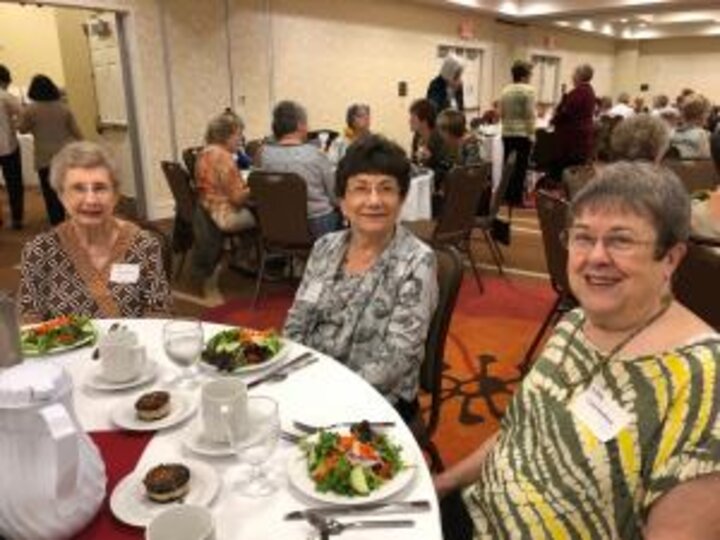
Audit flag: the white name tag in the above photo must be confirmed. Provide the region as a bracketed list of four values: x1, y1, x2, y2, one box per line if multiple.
[300, 281, 322, 303]
[109, 264, 140, 284]
[570, 381, 631, 442]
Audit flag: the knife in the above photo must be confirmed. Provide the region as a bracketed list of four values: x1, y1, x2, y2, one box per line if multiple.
[284, 500, 431, 520]
[247, 351, 314, 389]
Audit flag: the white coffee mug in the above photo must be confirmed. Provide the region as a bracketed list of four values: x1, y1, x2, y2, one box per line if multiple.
[145, 505, 215, 540]
[99, 342, 146, 383]
[201, 379, 248, 443]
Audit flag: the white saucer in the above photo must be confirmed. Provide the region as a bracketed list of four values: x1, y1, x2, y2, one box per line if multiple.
[111, 391, 197, 432]
[183, 419, 236, 457]
[110, 459, 220, 527]
[85, 361, 159, 392]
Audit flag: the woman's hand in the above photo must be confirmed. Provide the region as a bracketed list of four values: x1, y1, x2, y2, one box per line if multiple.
[433, 471, 457, 499]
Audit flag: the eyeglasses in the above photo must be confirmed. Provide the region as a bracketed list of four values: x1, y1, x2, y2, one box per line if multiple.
[65, 183, 114, 198]
[560, 228, 655, 257]
[345, 183, 400, 199]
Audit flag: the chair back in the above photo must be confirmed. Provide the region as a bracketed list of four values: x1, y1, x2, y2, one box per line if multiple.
[247, 171, 314, 248]
[563, 164, 596, 201]
[419, 247, 464, 435]
[530, 129, 555, 172]
[433, 163, 492, 243]
[674, 236, 720, 330]
[664, 159, 720, 194]
[710, 130, 720, 177]
[160, 161, 196, 225]
[181, 146, 204, 183]
[536, 190, 571, 296]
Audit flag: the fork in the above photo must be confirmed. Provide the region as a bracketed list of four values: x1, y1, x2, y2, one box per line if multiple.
[306, 511, 414, 537]
[293, 420, 395, 433]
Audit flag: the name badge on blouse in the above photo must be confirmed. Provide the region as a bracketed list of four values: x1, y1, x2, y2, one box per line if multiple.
[570, 381, 631, 442]
[300, 281, 322, 303]
[109, 264, 140, 284]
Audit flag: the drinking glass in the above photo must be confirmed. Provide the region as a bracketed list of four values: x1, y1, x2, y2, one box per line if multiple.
[163, 319, 203, 387]
[230, 396, 280, 497]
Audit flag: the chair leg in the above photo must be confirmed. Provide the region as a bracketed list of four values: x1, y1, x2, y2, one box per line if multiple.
[518, 296, 562, 374]
[482, 230, 505, 275]
[252, 249, 268, 309]
[464, 242, 484, 294]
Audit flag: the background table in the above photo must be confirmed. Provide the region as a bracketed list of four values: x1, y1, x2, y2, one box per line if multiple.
[0, 134, 39, 188]
[51, 319, 442, 540]
[400, 170, 433, 222]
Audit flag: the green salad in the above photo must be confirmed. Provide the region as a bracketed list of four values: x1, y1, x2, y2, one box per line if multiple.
[20, 315, 96, 355]
[201, 327, 283, 372]
[302, 422, 404, 497]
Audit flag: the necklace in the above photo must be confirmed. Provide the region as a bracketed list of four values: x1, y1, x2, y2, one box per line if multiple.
[559, 298, 673, 392]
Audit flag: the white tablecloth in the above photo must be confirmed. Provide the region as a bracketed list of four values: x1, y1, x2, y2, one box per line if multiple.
[0, 134, 39, 187]
[400, 171, 433, 222]
[478, 133, 503, 190]
[50, 319, 442, 540]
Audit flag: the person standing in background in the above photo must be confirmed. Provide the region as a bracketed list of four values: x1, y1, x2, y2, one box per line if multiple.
[427, 55, 464, 113]
[499, 60, 536, 207]
[0, 65, 24, 230]
[19, 74, 82, 226]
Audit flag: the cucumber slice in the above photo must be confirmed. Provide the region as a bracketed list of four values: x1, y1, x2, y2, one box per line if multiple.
[350, 465, 369, 495]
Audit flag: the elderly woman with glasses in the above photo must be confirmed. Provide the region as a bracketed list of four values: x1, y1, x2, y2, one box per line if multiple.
[283, 135, 438, 423]
[435, 162, 720, 540]
[18, 141, 172, 323]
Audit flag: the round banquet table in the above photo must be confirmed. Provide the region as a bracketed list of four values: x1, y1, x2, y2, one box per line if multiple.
[49, 318, 442, 540]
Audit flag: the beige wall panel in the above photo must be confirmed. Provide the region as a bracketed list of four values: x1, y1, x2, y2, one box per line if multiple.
[0, 5, 65, 89]
[612, 40, 640, 99]
[164, 0, 231, 151]
[637, 37, 720, 101]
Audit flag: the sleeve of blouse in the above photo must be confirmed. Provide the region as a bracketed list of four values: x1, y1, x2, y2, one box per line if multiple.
[141, 234, 173, 317]
[18, 239, 47, 323]
[353, 249, 439, 394]
[642, 342, 720, 517]
[219, 155, 250, 207]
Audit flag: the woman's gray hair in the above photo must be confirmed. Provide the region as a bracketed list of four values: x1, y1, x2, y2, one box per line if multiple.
[680, 93, 710, 124]
[569, 161, 690, 258]
[50, 141, 120, 193]
[272, 100, 307, 139]
[205, 113, 243, 145]
[610, 114, 670, 162]
[574, 64, 594, 83]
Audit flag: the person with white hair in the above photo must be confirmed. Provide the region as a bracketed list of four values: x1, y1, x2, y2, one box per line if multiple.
[607, 92, 635, 118]
[427, 55, 464, 112]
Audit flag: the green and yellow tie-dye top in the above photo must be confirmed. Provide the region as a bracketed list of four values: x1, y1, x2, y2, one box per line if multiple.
[464, 309, 720, 539]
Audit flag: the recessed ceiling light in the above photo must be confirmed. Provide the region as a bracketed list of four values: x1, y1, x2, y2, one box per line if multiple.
[619, 18, 629, 23]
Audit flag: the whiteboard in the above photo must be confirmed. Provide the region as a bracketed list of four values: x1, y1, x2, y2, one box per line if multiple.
[87, 13, 128, 127]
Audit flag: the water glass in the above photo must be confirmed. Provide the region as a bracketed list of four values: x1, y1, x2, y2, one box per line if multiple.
[163, 319, 203, 387]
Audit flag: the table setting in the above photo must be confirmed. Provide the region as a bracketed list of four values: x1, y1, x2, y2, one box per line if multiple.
[0, 317, 442, 540]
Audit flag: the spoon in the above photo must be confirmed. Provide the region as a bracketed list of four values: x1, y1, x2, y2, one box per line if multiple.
[306, 511, 414, 537]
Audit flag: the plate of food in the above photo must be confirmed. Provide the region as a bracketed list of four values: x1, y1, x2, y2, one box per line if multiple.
[110, 460, 220, 527]
[111, 390, 197, 432]
[20, 315, 97, 356]
[200, 327, 285, 374]
[287, 421, 415, 505]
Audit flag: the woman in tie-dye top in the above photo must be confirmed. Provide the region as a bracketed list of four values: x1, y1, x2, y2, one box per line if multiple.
[435, 162, 720, 539]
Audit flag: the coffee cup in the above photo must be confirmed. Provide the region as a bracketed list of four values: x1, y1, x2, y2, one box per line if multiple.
[98, 341, 146, 383]
[145, 505, 215, 540]
[201, 379, 248, 443]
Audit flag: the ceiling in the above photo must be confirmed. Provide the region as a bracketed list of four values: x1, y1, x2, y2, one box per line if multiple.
[413, 0, 720, 39]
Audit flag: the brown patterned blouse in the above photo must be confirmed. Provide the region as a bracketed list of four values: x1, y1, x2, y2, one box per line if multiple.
[18, 221, 172, 323]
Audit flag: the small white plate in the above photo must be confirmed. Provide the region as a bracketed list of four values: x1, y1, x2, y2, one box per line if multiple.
[286, 433, 416, 505]
[85, 361, 159, 392]
[183, 419, 236, 458]
[111, 391, 197, 432]
[110, 460, 220, 528]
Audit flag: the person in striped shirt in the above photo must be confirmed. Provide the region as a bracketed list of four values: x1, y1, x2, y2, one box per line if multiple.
[435, 161, 720, 539]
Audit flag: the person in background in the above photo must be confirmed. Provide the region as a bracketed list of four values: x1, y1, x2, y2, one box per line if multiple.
[436, 109, 482, 167]
[328, 103, 371, 165]
[550, 64, 596, 181]
[690, 129, 720, 242]
[221, 107, 252, 169]
[595, 96, 613, 120]
[535, 102, 552, 129]
[499, 59, 536, 207]
[284, 135, 438, 423]
[427, 55, 464, 112]
[18, 141, 171, 322]
[19, 74, 82, 226]
[259, 100, 340, 238]
[633, 96, 648, 114]
[0, 64, 23, 230]
[670, 93, 711, 159]
[610, 113, 670, 163]
[410, 98, 452, 206]
[607, 92, 635, 118]
[435, 162, 720, 540]
[195, 113, 254, 233]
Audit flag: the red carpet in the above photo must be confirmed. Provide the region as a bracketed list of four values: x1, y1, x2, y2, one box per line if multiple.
[203, 275, 556, 467]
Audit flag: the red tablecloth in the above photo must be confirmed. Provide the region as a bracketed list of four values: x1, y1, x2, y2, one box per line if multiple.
[73, 431, 153, 540]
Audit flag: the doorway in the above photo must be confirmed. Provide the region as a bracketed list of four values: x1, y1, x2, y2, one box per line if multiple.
[437, 45, 485, 116]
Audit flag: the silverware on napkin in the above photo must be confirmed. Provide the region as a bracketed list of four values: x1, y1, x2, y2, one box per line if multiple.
[246, 351, 313, 389]
[292, 420, 396, 433]
[306, 512, 415, 536]
[285, 499, 431, 520]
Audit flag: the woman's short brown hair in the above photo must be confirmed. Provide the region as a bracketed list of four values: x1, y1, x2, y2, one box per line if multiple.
[437, 109, 467, 139]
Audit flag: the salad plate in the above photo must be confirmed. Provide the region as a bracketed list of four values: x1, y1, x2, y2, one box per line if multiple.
[20, 315, 97, 356]
[110, 459, 220, 527]
[84, 360, 159, 392]
[111, 391, 197, 432]
[200, 327, 286, 375]
[287, 423, 415, 505]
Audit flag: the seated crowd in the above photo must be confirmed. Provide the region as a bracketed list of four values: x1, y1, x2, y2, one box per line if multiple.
[7, 55, 720, 539]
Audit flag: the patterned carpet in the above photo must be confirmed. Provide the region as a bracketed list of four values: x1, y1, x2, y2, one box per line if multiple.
[203, 273, 556, 467]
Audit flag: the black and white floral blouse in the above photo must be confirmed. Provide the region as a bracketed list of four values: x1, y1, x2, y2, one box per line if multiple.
[283, 226, 438, 405]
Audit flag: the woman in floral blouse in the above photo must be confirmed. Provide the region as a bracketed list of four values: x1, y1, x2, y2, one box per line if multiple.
[283, 135, 438, 422]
